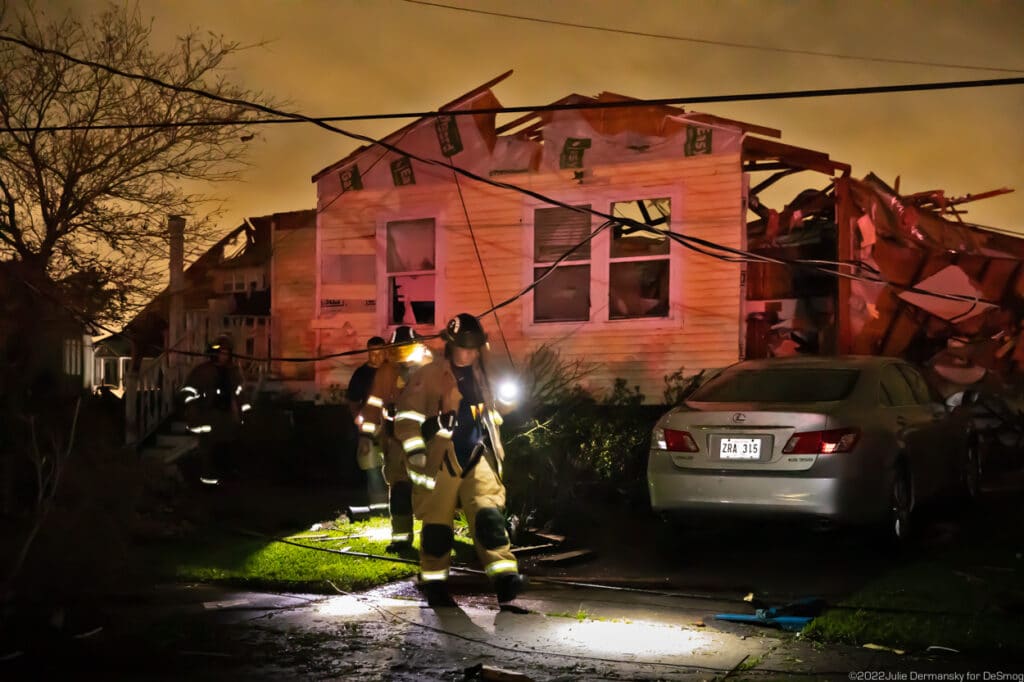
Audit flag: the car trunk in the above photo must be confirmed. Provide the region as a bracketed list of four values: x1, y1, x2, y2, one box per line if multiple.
[663, 402, 837, 472]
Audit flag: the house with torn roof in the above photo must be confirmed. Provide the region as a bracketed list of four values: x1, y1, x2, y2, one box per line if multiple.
[300, 71, 862, 402]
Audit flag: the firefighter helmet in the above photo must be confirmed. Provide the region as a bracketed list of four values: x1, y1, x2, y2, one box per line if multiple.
[389, 326, 418, 345]
[208, 333, 234, 355]
[390, 325, 425, 364]
[442, 313, 487, 349]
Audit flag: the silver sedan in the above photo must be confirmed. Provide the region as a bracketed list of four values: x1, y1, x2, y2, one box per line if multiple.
[647, 356, 976, 542]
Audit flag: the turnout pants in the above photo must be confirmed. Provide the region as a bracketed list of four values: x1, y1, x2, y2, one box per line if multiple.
[382, 435, 413, 543]
[413, 450, 518, 584]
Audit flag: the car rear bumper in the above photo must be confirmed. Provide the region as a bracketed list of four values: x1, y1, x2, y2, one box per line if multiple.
[647, 450, 882, 523]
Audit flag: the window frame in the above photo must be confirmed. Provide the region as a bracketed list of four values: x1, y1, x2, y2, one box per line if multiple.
[606, 197, 673, 321]
[375, 211, 446, 336]
[531, 203, 594, 324]
[523, 185, 684, 333]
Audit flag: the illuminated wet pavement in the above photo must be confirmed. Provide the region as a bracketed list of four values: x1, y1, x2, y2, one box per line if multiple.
[3, 578, 1010, 680]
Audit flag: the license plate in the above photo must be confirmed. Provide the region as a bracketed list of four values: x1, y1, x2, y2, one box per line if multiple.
[719, 437, 761, 460]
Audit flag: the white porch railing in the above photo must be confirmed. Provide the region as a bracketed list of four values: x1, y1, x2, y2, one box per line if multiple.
[123, 325, 270, 447]
[124, 334, 200, 448]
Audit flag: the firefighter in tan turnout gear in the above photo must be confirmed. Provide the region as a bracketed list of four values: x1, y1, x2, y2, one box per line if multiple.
[357, 326, 429, 552]
[394, 313, 526, 610]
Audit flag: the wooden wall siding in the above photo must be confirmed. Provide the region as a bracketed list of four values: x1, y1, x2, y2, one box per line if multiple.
[315, 153, 743, 402]
[271, 220, 317, 380]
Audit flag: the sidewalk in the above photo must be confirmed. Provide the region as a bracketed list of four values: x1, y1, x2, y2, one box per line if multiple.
[5, 580, 1020, 680]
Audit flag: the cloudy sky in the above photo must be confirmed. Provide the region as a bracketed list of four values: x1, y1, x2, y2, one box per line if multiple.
[44, 0, 1024, 234]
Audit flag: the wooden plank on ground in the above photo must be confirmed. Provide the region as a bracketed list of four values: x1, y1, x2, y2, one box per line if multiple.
[536, 549, 595, 565]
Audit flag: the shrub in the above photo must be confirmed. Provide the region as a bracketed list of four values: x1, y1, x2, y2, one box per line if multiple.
[501, 349, 660, 534]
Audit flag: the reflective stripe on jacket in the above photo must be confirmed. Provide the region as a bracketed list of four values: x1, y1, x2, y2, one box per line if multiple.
[180, 359, 245, 429]
[357, 361, 408, 439]
[394, 360, 505, 480]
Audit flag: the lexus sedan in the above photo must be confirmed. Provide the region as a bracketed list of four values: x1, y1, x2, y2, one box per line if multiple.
[647, 356, 977, 542]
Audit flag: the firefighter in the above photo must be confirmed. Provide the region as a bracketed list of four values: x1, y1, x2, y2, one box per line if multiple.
[179, 333, 249, 486]
[347, 336, 389, 506]
[394, 313, 526, 610]
[357, 325, 429, 551]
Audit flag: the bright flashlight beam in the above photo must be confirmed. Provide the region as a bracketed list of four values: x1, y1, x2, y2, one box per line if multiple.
[498, 379, 520, 404]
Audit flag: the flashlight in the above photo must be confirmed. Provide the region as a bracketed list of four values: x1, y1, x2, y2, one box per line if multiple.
[497, 378, 520, 405]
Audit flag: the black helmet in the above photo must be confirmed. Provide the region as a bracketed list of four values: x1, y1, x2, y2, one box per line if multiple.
[208, 333, 233, 355]
[367, 336, 386, 348]
[389, 326, 418, 345]
[441, 313, 487, 349]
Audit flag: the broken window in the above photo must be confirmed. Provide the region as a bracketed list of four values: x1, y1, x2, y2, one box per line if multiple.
[533, 206, 591, 323]
[386, 218, 435, 326]
[608, 198, 671, 319]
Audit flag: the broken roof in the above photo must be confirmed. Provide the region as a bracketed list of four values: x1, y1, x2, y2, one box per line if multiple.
[311, 71, 847, 187]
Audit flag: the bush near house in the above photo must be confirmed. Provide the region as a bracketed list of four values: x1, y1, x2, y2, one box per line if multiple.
[501, 347, 708, 536]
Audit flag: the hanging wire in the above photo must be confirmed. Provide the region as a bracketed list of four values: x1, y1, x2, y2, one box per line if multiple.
[451, 170, 516, 369]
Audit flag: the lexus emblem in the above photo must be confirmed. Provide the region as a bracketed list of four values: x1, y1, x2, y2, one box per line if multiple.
[732, 413, 746, 423]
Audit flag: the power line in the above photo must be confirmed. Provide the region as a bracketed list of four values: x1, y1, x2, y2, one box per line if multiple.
[452, 170, 515, 369]
[2, 76, 1024, 134]
[4, 35, 1009, 365]
[401, 0, 1024, 75]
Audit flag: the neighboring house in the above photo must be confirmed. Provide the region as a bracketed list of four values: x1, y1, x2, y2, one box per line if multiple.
[124, 211, 318, 375]
[92, 334, 132, 396]
[0, 260, 96, 401]
[121, 209, 316, 444]
[304, 73, 852, 401]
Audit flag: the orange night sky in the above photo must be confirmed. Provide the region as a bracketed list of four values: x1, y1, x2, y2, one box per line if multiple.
[42, 0, 1024, 237]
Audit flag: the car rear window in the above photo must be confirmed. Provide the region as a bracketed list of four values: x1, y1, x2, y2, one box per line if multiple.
[687, 368, 860, 403]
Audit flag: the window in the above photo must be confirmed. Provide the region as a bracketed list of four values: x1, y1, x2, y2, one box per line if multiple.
[608, 198, 671, 319]
[222, 269, 257, 293]
[63, 338, 82, 376]
[533, 206, 591, 323]
[386, 218, 435, 326]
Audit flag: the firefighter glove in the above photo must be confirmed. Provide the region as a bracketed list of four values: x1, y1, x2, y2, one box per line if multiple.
[422, 410, 457, 441]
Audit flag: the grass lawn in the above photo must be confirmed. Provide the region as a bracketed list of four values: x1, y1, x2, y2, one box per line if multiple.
[137, 516, 478, 593]
[804, 499, 1024, 659]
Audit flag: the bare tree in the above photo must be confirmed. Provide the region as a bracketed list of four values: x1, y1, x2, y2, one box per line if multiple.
[0, 2, 276, 321]
[3, 398, 81, 593]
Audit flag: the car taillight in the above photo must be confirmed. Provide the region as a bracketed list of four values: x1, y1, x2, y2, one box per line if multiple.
[663, 428, 699, 452]
[782, 428, 860, 454]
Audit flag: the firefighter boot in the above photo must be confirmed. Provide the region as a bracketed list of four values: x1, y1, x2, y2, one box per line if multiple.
[495, 573, 529, 613]
[384, 537, 415, 556]
[421, 581, 457, 608]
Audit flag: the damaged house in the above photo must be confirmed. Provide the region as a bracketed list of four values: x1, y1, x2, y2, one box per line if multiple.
[285, 72, 1017, 403]
[298, 72, 855, 401]
[745, 170, 1018, 392]
[121, 209, 315, 444]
